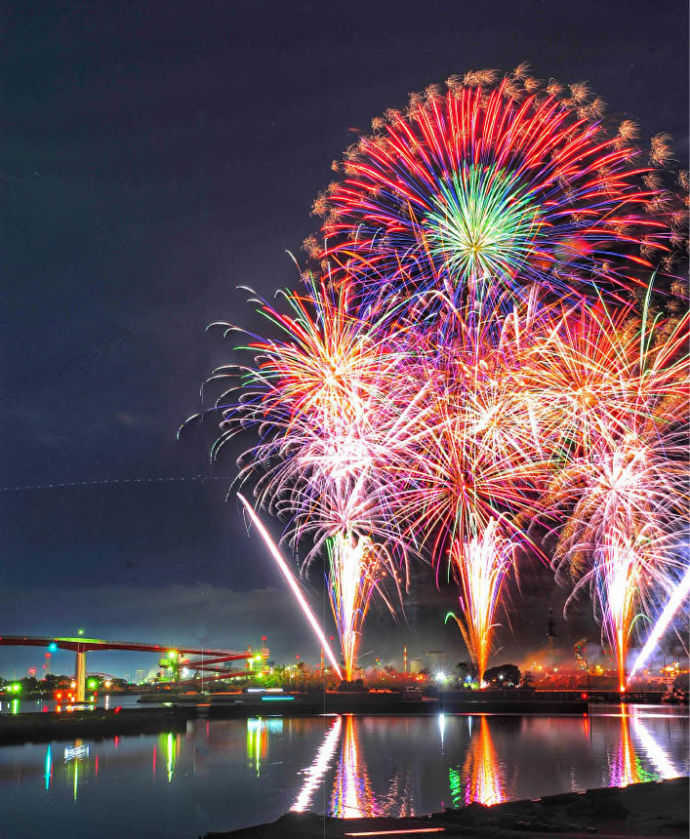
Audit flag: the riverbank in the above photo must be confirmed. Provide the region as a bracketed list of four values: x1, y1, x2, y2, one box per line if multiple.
[3, 687, 680, 744]
[0, 706, 187, 744]
[0, 690, 593, 743]
[183, 688, 591, 716]
[207, 777, 689, 838]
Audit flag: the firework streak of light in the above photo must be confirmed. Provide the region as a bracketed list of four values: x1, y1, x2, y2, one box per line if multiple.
[629, 563, 690, 681]
[237, 493, 343, 680]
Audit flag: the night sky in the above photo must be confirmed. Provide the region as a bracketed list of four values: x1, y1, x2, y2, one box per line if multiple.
[1, 0, 687, 678]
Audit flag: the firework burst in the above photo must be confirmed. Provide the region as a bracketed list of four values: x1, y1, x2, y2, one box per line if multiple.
[315, 69, 668, 309]
[394, 290, 555, 566]
[203, 275, 418, 678]
[534, 295, 689, 688]
[189, 64, 688, 688]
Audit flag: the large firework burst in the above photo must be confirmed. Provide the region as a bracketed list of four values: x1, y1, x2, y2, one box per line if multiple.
[188, 64, 688, 688]
[312, 67, 669, 309]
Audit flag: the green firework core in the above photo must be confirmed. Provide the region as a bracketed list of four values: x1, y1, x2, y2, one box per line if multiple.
[424, 164, 542, 283]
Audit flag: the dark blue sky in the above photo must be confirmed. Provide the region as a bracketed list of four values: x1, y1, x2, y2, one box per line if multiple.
[1, 0, 687, 677]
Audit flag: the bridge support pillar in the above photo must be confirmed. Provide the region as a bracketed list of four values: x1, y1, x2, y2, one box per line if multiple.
[75, 650, 86, 703]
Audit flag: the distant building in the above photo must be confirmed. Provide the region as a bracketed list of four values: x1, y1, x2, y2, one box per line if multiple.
[409, 658, 424, 675]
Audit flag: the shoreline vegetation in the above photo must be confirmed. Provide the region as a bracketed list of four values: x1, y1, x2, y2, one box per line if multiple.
[207, 777, 689, 839]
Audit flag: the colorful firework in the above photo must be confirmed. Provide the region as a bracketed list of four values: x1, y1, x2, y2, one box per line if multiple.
[518, 293, 689, 463]
[394, 290, 556, 568]
[326, 532, 396, 681]
[314, 69, 668, 308]
[211, 278, 416, 678]
[535, 297, 689, 689]
[445, 519, 516, 683]
[190, 65, 688, 686]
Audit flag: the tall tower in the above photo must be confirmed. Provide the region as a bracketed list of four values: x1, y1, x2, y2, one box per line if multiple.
[546, 608, 557, 668]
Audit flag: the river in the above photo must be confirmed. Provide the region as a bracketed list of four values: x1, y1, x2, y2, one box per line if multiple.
[0, 705, 686, 838]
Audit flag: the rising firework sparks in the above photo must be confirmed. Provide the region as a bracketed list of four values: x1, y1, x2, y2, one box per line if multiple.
[445, 519, 516, 683]
[326, 532, 397, 681]
[597, 533, 644, 693]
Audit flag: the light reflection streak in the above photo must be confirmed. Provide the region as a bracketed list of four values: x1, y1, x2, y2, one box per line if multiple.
[380, 771, 414, 819]
[631, 710, 680, 780]
[320, 716, 416, 818]
[246, 718, 268, 777]
[292, 715, 342, 812]
[607, 706, 654, 787]
[164, 731, 177, 782]
[460, 716, 505, 806]
[44, 745, 52, 791]
[331, 715, 378, 817]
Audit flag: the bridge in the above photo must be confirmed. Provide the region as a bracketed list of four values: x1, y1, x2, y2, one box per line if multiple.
[0, 635, 252, 702]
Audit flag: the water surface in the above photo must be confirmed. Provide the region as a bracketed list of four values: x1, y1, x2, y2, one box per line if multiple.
[0, 706, 686, 838]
